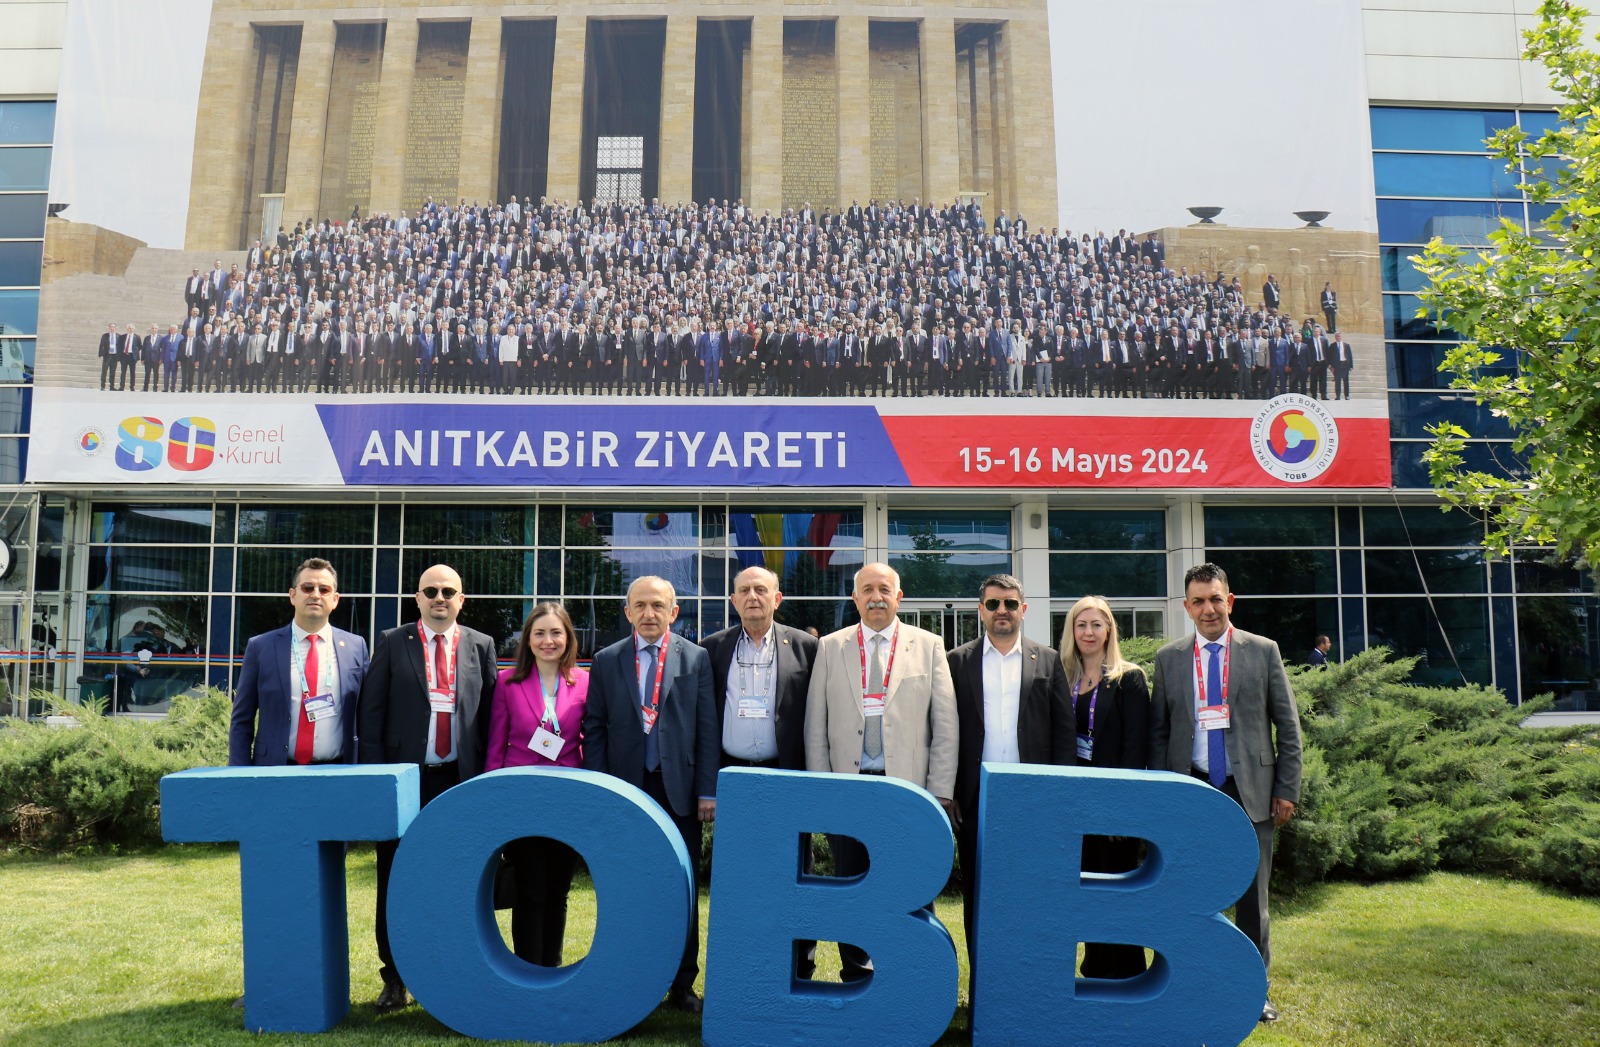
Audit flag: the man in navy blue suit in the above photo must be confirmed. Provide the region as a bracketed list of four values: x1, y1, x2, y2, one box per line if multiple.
[228, 557, 369, 768]
[582, 575, 718, 1015]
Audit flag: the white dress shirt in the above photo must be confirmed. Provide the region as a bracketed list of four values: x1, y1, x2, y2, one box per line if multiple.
[288, 622, 343, 762]
[980, 635, 1023, 763]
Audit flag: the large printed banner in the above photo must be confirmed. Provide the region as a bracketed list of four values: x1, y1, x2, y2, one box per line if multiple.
[28, 390, 1390, 489]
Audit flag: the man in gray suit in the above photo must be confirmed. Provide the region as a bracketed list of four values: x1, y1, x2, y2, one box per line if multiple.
[805, 561, 958, 981]
[1149, 562, 1302, 1024]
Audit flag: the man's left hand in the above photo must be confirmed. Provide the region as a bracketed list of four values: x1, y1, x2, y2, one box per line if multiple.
[1271, 798, 1295, 828]
[698, 798, 716, 823]
[938, 796, 959, 828]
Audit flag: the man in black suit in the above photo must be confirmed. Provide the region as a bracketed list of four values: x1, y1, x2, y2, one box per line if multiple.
[947, 573, 1073, 1003]
[1320, 283, 1339, 333]
[97, 323, 119, 390]
[582, 575, 717, 1014]
[357, 564, 499, 1014]
[701, 565, 819, 979]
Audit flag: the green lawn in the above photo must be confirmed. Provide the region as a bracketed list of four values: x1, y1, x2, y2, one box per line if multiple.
[1, 847, 1597, 1046]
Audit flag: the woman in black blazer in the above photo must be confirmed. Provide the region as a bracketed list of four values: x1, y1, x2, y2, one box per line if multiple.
[1060, 594, 1151, 979]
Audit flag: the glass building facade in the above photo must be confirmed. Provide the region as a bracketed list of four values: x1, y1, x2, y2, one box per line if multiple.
[0, 100, 49, 484]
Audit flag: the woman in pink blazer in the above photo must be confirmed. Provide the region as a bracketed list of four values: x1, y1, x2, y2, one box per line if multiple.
[486, 601, 588, 966]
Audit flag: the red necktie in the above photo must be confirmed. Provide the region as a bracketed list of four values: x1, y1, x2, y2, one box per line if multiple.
[294, 635, 319, 765]
[433, 633, 451, 759]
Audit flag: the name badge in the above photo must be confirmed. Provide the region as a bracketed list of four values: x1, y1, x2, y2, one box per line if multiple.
[429, 695, 456, 715]
[737, 696, 770, 719]
[529, 726, 566, 761]
[303, 694, 335, 722]
[1075, 733, 1094, 761]
[641, 705, 659, 735]
[1197, 703, 1231, 731]
[863, 692, 886, 718]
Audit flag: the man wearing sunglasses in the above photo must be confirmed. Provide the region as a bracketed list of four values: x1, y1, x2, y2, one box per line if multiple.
[358, 564, 500, 1015]
[228, 558, 369, 769]
[947, 573, 1074, 1005]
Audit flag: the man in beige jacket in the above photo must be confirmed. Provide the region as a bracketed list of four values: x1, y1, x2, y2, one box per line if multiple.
[805, 561, 958, 981]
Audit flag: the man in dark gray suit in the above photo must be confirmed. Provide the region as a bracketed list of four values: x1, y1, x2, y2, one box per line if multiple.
[1150, 562, 1302, 1025]
[583, 575, 717, 1014]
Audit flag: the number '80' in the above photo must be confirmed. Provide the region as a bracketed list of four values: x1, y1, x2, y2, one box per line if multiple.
[115, 416, 217, 472]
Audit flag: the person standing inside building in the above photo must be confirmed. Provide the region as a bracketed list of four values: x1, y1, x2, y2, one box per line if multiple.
[805, 562, 959, 982]
[1060, 595, 1149, 979]
[1149, 563, 1302, 1024]
[702, 565, 819, 977]
[358, 564, 500, 1014]
[582, 575, 717, 1014]
[948, 573, 1072, 1001]
[484, 602, 588, 968]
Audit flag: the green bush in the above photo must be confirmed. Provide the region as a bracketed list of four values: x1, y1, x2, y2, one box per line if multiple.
[0, 689, 230, 852]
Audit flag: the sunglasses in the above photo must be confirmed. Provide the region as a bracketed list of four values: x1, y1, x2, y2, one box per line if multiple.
[297, 583, 336, 596]
[983, 598, 1022, 612]
[421, 586, 460, 600]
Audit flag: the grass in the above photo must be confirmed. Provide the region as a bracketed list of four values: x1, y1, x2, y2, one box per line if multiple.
[1, 847, 1597, 1046]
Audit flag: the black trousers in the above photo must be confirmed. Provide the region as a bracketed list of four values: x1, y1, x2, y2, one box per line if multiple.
[504, 836, 579, 967]
[375, 761, 460, 987]
[642, 769, 702, 994]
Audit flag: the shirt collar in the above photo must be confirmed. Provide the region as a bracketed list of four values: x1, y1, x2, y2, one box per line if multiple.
[860, 618, 899, 646]
[291, 622, 332, 646]
[1193, 627, 1233, 654]
[635, 631, 667, 653]
[982, 634, 1022, 659]
[421, 622, 458, 644]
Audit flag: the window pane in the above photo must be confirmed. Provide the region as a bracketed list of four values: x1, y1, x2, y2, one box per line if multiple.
[0, 242, 43, 286]
[1388, 391, 1511, 441]
[558, 598, 628, 658]
[1381, 247, 1437, 293]
[774, 598, 854, 635]
[90, 505, 214, 544]
[1517, 110, 1561, 141]
[236, 547, 373, 594]
[1225, 596, 1339, 662]
[1048, 553, 1165, 599]
[1365, 549, 1487, 594]
[889, 551, 1012, 599]
[565, 507, 700, 546]
[0, 103, 55, 145]
[0, 435, 22, 482]
[1377, 198, 1514, 245]
[234, 595, 371, 652]
[1390, 439, 1526, 488]
[1372, 153, 1521, 199]
[1364, 505, 1484, 546]
[1199, 549, 1337, 596]
[888, 510, 1011, 550]
[1387, 343, 1515, 390]
[1517, 594, 1600, 710]
[1048, 510, 1166, 551]
[0, 289, 38, 334]
[0, 193, 46, 239]
[1365, 597, 1491, 687]
[1205, 506, 1334, 547]
[563, 545, 698, 597]
[401, 548, 541, 595]
[1511, 551, 1594, 594]
[86, 545, 210, 593]
[728, 508, 865, 549]
[81, 593, 209, 710]
[238, 506, 377, 545]
[1384, 294, 1454, 340]
[1370, 107, 1514, 152]
[0, 148, 50, 192]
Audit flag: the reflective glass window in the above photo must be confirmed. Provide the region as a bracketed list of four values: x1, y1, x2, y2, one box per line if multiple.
[1517, 110, 1561, 141]
[233, 595, 371, 653]
[1387, 343, 1515, 390]
[888, 551, 1013, 599]
[1388, 392, 1511, 441]
[90, 505, 214, 544]
[0, 149, 50, 192]
[1370, 107, 1514, 152]
[1390, 440, 1527, 489]
[401, 548, 542, 596]
[1517, 594, 1599, 709]
[1226, 597, 1339, 661]
[1363, 505, 1485, 546]
[235, 547, 372, 594]
[0, 194, 46, 239]
[1383, 294, 1453, 340]
[0, 289, 37, 335]
[86, 545, 210, 593]
[0, 242, 43, 286]
[1372, 153, 1521, 199]
[0, 435, 22, 483]
[1205, 506, 1334, 547]
[0, 103, 55, 145]
[728, 508, 865, 549]
[1365, 597, 1491, 687]
[1048, 510, 1166, 551]
[1365, 549, 1488, 594]
[238, 506, 377, 545]
[1204, 550, 1337, 596]
[1376, 199, 1515, 245]
[565, 507, 700, 547]
[402, 506, 541, 546]
[1048, 553, 1164, 599]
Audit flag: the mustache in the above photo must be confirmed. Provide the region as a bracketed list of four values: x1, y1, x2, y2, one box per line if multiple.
[865, 599, 892, 611]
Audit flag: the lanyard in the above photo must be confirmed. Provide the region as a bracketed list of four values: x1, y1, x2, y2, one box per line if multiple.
[857, 623, 900, 698]
[539, 674, 562, 735]
[636, 632, 669, 713]
[1074, 678, 1101, 736]
[420, 623, 461, 697]
[735, 629, 775, 698]
[292, 632, 324, 698]
[1193, 629, 1232, 705]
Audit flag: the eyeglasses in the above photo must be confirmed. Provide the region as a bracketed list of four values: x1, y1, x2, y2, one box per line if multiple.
[421, 586, 460, 600]
[983, 598, 1022, 612]
[297, 583, 336, 596]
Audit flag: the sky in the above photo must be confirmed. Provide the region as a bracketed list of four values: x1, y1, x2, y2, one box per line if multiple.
[48, 0, 1376, 249]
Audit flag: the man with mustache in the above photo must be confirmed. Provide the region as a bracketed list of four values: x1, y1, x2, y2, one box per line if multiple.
[804, 562, 959, 982]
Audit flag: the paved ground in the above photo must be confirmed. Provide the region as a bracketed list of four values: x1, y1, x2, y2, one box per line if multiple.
[1521, 711, 1600, 728]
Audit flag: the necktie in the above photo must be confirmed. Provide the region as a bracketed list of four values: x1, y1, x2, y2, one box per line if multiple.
[641, 643, 661, 772]
[433, 633, 451, 759]
[1205, 641, 1228, 787]
[864, 635, 885, 760]
[294, 635, 319, 765]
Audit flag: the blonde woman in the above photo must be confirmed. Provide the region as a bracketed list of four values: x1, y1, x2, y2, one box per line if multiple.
[1060, 594, 1150, 979]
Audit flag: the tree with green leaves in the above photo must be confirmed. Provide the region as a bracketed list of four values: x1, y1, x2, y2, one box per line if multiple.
[1415, 0, 1600, 563]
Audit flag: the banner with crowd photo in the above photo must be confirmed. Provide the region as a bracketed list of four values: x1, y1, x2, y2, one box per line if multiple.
[28, 391, 1389, 489]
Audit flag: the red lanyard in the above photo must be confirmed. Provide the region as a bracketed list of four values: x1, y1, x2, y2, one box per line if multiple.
[857, 624, 899, 697]
[636, 632, 669, 712]
[420, 623, 460, 696]
[1192, 629, 1232, 704]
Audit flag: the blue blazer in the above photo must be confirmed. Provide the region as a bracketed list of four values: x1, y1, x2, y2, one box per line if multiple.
[229, 624, 369, 766]
[581, 632, 717, 819]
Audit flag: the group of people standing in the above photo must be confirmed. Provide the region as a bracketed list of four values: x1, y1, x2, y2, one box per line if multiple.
[228, 555, 1302, 1027]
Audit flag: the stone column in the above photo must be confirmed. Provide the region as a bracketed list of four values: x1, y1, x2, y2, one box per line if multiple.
[1003, 18, 1058, 230]
[185, 18, 261, 249]
[985, 32, 1010, 217]
[919, 17, 958, 208]
[746, 15, 783, 213]
[283, 19, 337, 228]
[836, 15, 870, 210]
[457, 16, 504, 205]
[658, 16, 698, 205]
[369, 18, 419, 217]
[547, 15, 588, 205]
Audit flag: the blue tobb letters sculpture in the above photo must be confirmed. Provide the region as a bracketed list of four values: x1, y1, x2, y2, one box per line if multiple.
[161, 764, 1266, 1045]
